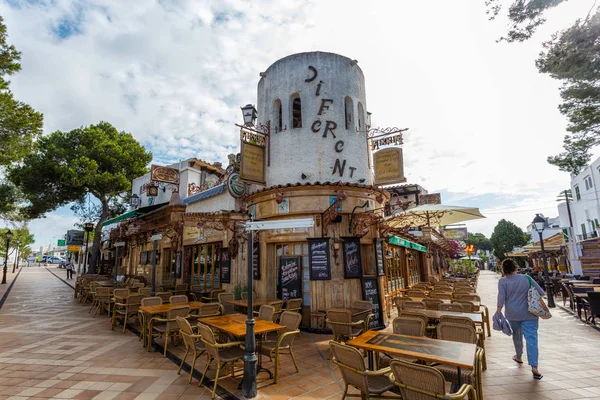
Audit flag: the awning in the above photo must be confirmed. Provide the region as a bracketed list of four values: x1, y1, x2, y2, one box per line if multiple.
[102, 202, 169, 227]
[388, 236, 427, 252]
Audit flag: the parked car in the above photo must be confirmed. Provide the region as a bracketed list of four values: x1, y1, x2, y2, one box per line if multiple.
[42, 256, 66, 265]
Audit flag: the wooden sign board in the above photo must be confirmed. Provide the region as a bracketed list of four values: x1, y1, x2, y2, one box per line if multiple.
[374, 238, 385, 276]
[362, 276, 385, 330]
[151, 164, 180, 184]
[308, 237, 331, 280]
[220, 248, 231, 284]
[342, 237, 363, 279]
[373, 148, 406, 185]
[240, 141, 266, 184]
[278, 256, 302, 301]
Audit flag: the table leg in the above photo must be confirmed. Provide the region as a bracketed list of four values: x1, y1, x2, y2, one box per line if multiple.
[256, 335, 273, 378]
[457, 367, 462, 386]
[367, 350, 374, 370]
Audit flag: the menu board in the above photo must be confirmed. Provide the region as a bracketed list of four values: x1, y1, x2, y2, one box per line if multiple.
[342, 237, 363, 279]
[252, 241, 260, 280]
[308, 238, 331, 280]
[278, 256, 302, 301]
[220, 248, 231, 283]
[362, 276, 384, 329]
[174, 251, 182, 278]
[140, 251, 148, 265]
[374, 239, 385, 276]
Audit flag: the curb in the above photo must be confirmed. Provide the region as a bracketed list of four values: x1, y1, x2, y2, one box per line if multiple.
[0, 267, 23, 311]
[45, 267, 76, 289]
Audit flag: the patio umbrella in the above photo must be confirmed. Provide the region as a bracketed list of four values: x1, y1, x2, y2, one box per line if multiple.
[384, 204, 485, 229]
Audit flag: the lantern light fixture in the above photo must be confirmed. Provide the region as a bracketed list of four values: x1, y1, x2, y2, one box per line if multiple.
[241, 104, 257, 126]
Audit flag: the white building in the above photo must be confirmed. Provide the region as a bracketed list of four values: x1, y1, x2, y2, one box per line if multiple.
[568, 157, 600, 241]
[526, 215, 562, 242]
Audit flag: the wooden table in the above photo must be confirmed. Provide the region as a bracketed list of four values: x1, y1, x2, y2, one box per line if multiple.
[140, 301, 202, 315]
[418, 309, 483, 324]
[571, 283, 600, 288]
[227, 298, 280, 313]
[408, 298, 481, 308]
[348, 330, 476, 384]
[199, 313, 284, 379]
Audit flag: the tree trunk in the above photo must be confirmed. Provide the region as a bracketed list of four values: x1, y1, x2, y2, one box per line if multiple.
[88, 199, 110, 274]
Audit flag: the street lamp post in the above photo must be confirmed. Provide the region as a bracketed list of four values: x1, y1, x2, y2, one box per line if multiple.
[83, 223, 94, 274]
[12, 240, 20, 273]
[2, 230, 12, 284]
[532, 214, 555, 308]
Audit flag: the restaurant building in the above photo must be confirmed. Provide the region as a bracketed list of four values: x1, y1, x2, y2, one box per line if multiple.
[103, 51, 456, 328]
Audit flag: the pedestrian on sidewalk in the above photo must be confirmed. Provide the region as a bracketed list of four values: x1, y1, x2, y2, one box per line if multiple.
[65, 260, 74, 280]
[496, 258, 545, 380]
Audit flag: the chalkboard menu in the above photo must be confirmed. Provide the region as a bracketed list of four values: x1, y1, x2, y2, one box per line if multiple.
[252, 241, 260, 280]
[362, 276, 384, 330]
[374, 239, 385, 276]
[220, 248, 231, 283]
[174, 250, 182, 278]
[278, 256, 302, 301]
[140, 251, 148, 265]
[308, 238, 331, 280]
[342, 237, 363, 279]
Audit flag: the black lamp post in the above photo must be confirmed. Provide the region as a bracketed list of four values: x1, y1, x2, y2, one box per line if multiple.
[532, 214, 555, 308]
[2, 230, 12, 284]
[83, 223, 94, 274]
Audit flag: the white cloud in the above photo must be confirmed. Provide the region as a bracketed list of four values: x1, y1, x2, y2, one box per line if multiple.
[1, 0, 594, 245]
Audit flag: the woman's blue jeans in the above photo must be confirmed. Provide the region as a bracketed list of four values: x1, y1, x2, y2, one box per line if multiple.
[509, 319, 539, 367]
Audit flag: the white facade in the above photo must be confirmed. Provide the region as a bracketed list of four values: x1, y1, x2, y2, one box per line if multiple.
[526, 215, 562, 243]
[257, 51, 370, 186]
[568, 158, 600, 241]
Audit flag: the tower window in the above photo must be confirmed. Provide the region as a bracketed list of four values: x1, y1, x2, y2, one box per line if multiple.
[273, 99, 282, 132]
[344, 96, 354, 130]
[291, 96, 302, 129]
[357, 102, 365, 131]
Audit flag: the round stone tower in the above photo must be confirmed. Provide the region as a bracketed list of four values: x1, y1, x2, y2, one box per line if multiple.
[257, 51, 370, 186]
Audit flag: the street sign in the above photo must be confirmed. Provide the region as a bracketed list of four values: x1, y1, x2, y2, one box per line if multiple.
[151, 234, 163, 241]
[114, 241, 126, 247]
[245, 218, 314, 231]
[67, 245, 81, 252]
[57, 239, 66, 246]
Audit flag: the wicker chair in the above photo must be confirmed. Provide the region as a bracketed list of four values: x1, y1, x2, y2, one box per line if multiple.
[138, 297, 162, 344]
[256, 304, 275, 322]
[330, 341, 400, 399]
[139, 287, 152, 297]
[458, 294, 491, 337]
[435, 322, 484, 400]
[403, 301, 426, 310]
[148, 305, 190, 356]
[176, 316, 205, 383]
[440, 303, 464, 312]
[156, 291, 173, 303]
[587, 292, 600, 325]
[424, 299, 444, 310]
[352, 300, 374, 331]
[197, 323, 245, 399]
[452, 300, 474, 313]
[201, 288, 225, 303]
[112, 293, 144, 332]
[261, 311, 302, 383]
[327, 309, 364, 344]
[380, 317, 426, 367]
[218, 292, 235, 315]
[286, 298, 303, 313]
[397, 310, 434, 337]
[174, 283, 188, 296]
[187, 302, 221, 327]
[85, 282, 100, 308]
[131, 282, 145, 292]
[406, 290, 426, 298]
[270, 300, 284, 322]
[92, 287, 112, 317]
[430, 291, 453, 300]
[170, 295, 188, 304]
[439, 316, 486, 370]
[389, 359, 477, 400]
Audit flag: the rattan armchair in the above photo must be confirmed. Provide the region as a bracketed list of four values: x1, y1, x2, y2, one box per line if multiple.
[260, 311, 302, 383]
[330, 341, 400, 399]
[255, 304, 275, 322]
[174, 283, 188, 296]
[406, 289, 426, 298]
[197, 323, 245, 399]
[389, 359, 477, 400]
[403, 301, 426, 310]
[327, 308, 364, 344]
[92, 287, 112, 317]
[380, 317, 426, 367]
[285, 298, 303, 313]
[112, 293, 144, 332]
[439, 316, 486, 370]
[430, 291, 453, 300]
[148, 305, 190, 356]
[200, 288, 225, 303]
[218, 292, 234, 315]
[139, 287, 152, 297]
[176, 316, 205, 383]
[270, 300, 284, 322]
[170, 295, 188, 304]
[352, 300, 374, 331]
[440, 303, 464, 312]
[424, 298, 444, 310]
[156, 291, 173, 303]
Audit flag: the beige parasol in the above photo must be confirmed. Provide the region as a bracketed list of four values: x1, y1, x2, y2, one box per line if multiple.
[383, 204, 485, 229]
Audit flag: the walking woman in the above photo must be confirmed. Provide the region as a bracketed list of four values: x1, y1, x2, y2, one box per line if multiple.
[496, 258, 545, 379]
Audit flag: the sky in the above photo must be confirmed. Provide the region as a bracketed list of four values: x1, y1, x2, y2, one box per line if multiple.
[1, 0, 596, 250]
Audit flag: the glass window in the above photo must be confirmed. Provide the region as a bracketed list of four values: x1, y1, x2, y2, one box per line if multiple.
[185, 242, 220, 291]
[575, 185, 581, 201]
[162, 248, 175, 281]
[273, 99, 282, 132]
[344, 96, 353, 130]
[291, 96, 302, 129]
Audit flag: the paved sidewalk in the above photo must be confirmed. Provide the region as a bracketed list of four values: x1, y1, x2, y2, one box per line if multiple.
[1, 268, 600, 399]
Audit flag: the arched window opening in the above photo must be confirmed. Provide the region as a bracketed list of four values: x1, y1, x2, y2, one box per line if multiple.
[344, 96, 354, 130]
[291, 95, 302, 129]
[273, 99, 282, 132]
[357, 102, 365, 131]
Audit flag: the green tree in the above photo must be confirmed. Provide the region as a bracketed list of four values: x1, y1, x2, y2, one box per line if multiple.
[0, 16, 43, 219]
[487, 1, 600, 174]
[490, 219, 529, 260]
[9, 121, 152, 273]
[466, 232, 493, 253]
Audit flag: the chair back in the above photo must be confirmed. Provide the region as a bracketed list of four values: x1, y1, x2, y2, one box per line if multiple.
[166, 305, 190, 333]
[139, 287, 152, 297]
[156, 292, 172, 303]
[440, 302, 463, 312]
[327, 309, 361, 337]
[127, 294, 145, 313]
[269, 300, 284, 312]
[397, 310, 429, 327]
[176, 316, 201, 351]
[389, 359, 447, 400]
[257, 305, 275, 322]
[403, 301, 426, 310]
[197, 302, 221, 317]
[352, 300, 372, 311]
[170, 295, 188, 304]
[141, 297, 162, 306]
[439, 315, 476, 329]
[277, 311, 302, 348]
[456, 294, 480, 302]
[96, 287, 112, 300]
[113, 289, 129, 298]
[406, 290, 426, 298]
[175, 283, 188, 294]
[451, 300, 474, 312]
[210, 289, 226, 299]
[197, 323, 220, 361]
[330, 341, 368, 394]
[132, 282, 145, 289]
[429, 291, 453, 300]
[241, 291, 248, 300]
[437, 322, 477, 344]
[423, 299, 443, 310]
[190, 284, 204, 293]
[218, 292, 235, 314]
[392, 317, 426, 337]
[286, 298, 303, 312]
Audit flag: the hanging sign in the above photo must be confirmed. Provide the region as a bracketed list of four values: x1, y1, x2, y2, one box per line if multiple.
[342, 237, 363, 279]
[308, 238, 331, 280]
[151, 164, 180, 184]
[66, 230, 84, 246]
[373, 148, 405, 185]
[240, 141, 266, 184]
[227, 173, 248, 199]
[374, 238, 385, 276]
[252, 241, 260, 280]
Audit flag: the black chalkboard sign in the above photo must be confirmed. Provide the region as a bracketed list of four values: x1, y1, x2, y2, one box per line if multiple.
[252, 241, 260, 280]
[220, 248, 231, 283]
[140, 251, 148, 265]
[308, 237, 331, 280]
[374, 239, 385, 276]
[278, 256, 302, 301]
[362, 276, 384, 330]
[342, 237, 363, 279]
[174, 251, 182, 278]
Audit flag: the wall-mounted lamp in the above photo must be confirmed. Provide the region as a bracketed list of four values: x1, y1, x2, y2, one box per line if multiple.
[331, 239, 341, 266]
[337, 191, 347, 201]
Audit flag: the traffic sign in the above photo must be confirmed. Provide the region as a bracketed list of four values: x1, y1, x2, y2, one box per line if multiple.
[57, 239, 66, 246]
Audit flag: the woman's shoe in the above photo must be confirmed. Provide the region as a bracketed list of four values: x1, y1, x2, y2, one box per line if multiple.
[533, 373, 543, 380]
[512, 355, 523, 364]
